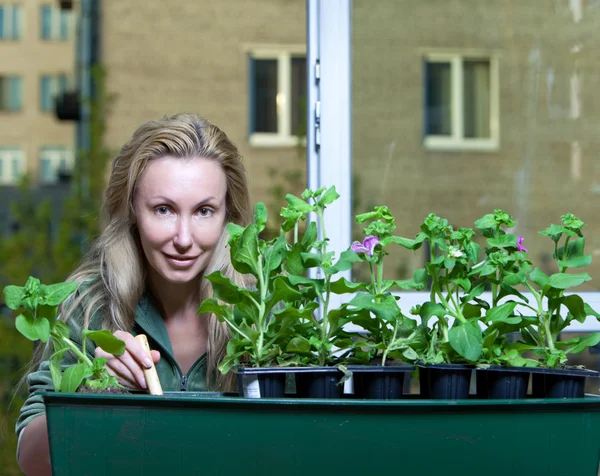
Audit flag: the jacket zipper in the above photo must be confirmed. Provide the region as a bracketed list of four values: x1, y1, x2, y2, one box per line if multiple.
[180, 375, 188, 391]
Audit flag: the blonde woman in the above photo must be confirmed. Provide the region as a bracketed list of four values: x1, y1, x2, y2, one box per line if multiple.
[16, 114, 252, 475]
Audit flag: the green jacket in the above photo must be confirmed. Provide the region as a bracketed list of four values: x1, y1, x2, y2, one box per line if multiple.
[15, 292, 208, 440]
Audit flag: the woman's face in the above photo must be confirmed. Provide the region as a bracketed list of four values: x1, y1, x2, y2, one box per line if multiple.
[134, 156, 227, 287]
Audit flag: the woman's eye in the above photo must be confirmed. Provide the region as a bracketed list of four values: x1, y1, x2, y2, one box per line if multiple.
[156, 206, 170, 215]
[198, 207, 213, 217]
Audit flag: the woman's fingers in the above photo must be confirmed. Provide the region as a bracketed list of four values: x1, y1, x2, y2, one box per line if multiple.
[94, 331, 161, 390]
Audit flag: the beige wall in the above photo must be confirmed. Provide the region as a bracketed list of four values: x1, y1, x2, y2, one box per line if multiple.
[0, 0, 75, 179]
[101, 0, 307, 207]
[352, 0, 600, 288]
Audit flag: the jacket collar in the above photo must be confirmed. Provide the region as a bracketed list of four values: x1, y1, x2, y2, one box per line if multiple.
[134, 293, 174, 357]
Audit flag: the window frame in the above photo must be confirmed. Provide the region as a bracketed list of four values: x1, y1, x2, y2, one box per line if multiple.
[0, 147, 25, 185]
[0, 4, 23, 41]
[40, 3, 72, 41]
[0, 75, 22, 112]
[39, 146, 74, 184]
[246, 45, 307, 148]
[39, 74, 69, 112]
[423, 51, 500, 152]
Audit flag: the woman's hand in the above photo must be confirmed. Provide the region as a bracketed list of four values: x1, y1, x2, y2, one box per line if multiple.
[95, 330, 161, 389]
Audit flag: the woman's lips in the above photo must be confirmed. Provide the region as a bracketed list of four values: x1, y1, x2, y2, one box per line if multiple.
[164, 253, 198, 267]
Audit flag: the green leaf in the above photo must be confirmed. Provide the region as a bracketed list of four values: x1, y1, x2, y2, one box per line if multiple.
[485, 301, 518, 323]
[301, 252, 322, 268]
[558, 255, 592, 269]
[284, 243, 305, 276]
[286, 336, 311, 353]
[562, 295, 586, 322]
[539, 224, 566, 241]
[197, 298, 234, 322]
[254, 202, 268, 233]
[388, 235, 425, 251]
[232, 224, 259, 275]
[3, 285, 24, 310]
[285, 194, 313, 213]
[329, 277, 366, 294]
[84, 330, 125, 355]
[42, 281, 78, 306]
[348, 293, 401, 322]
[268, 277, 303, 311]
[325, 249, 363, 275]
[301, 221, 318, 249]
[49, 352, 66, 391]
[548, 273, 591, 290]
[585, 303, 600, 319]
[449, 321, 482, 361]
[474, 214, 496, 229]
[61, 364, 87, 393]
[529, 267, 549, 289]
[317, 186, 340, 207]
[487, 234, 518, 248]
[557, 237, 585, 260]
[205, 271, 244, 304]
[263, 235, 287, 275]
[419, 302, 447, 320]
[15, 313, 50, 342]
[454, 278, 471, 292]
[564, 332, 600, 354]
[53, 320, 71, 340]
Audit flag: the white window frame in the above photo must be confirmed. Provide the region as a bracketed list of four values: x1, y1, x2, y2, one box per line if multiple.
[246, 45, 307, 147]
[423, 52, 500, 152]
[39, 147, 74, 184]
[40, 4, 73, 41]
[0, 4, 23, 40]
[0, 147, 25, 185]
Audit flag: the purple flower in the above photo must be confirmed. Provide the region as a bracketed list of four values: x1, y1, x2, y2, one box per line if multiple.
[351, 236, 380, 257]
[517, 236, 528, 252]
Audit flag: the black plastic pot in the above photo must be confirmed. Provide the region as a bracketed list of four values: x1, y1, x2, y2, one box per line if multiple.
[476, 366, 530, 399]
[418, 364, 473, 399]
[530, 367, 599, 398]
[234, 367, 287, 398]
[294, 367, 344, 398]
[349, 365, 415, 399]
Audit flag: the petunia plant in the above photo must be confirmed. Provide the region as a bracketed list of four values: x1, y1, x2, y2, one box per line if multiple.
[392, 213, 486, 364]
[3, 276, 126, 392]
[492, 213, 600, 368]
[346, 206, 427, 366]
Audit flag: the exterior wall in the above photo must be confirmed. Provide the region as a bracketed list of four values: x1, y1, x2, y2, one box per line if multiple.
[0, 0, 75, 180]
[352, 0, 600, 288]
[101, 0, 307, 207]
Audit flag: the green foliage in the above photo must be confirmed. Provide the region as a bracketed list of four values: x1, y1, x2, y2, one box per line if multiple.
[3, 276, 125, 391]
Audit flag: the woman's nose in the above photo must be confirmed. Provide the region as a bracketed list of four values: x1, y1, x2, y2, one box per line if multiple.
[173, 217, 193, 249]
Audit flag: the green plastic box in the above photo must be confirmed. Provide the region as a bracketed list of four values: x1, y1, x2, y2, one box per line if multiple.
[43, 392, 600, 475]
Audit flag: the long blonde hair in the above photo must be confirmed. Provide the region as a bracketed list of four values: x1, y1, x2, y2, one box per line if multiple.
[64, 113, 251, 391]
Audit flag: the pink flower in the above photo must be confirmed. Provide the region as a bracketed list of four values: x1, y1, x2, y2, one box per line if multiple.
[351, 236, 380, 257]
[517, 236, 528, 252]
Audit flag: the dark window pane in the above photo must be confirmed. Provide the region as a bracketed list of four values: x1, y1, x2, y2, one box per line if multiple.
[251, 59, 278, 133]
[463, 59, 490, 138]
[425, 61, 452, 136]
[291, 57, 307, 137]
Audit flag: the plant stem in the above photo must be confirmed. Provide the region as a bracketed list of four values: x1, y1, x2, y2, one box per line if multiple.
[255, 255, 267, 363]
[53, 332, 93, 367]
[382, 319, 399, 367]
[377, 258, 384, 295]
[294, 221, 299, 245]
[525, 282, 554, 353]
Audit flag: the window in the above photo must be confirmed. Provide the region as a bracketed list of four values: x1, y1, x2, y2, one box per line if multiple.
[40, 4, 72, 40]
[248, 48, 307, 146]
[39, 147, 74, 183]
[40, 74, 69, 112]
[0, 147, 24, 185]
[0, 76, 22, 112]
[423, 53, 499, 151]
[0, 4, 22, 40]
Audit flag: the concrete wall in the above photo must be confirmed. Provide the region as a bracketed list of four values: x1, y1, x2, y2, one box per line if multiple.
[0, 0, 75, 179]
[352, 0, 600, 287]
[101, 0, 307, 207]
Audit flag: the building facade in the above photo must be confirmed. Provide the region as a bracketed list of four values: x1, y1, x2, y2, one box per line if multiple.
[0, 0, 76, 186]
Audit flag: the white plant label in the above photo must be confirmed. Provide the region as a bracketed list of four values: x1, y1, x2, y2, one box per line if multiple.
[242, 374, 261, 398]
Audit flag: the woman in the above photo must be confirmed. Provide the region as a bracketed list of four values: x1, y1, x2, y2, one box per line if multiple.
[16, 114, 252, 475]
